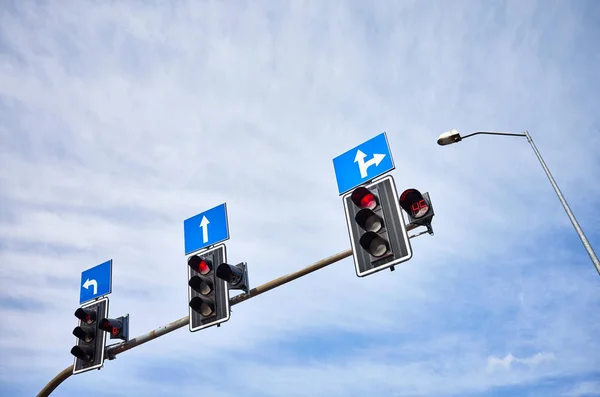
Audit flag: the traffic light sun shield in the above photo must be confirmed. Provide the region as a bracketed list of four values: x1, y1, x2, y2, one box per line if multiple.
[189, 296, 215, 317]
[189, 276, 214, 296]
[70, 346, 93, 362]
[74, 308, 96, 325]
[355, 209, 384, 232]
[72, 326, 94, 343]
[359, 232, 390, 257]
[351, 187, 378, 210]
[188, 256, 212, 275]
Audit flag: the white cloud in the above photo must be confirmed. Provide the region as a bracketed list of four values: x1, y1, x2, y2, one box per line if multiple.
[486, 352, 555, 372]
[1, 0, 599, 396]
[564, 381, 600, 397]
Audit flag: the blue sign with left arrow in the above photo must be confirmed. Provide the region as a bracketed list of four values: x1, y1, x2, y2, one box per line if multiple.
[332, 132, 395, 195]
[184, 203, 230, 255]
[80, 260, 112, 305]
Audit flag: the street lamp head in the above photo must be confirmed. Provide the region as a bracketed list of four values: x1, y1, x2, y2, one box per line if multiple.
[437, 129, 462, 146]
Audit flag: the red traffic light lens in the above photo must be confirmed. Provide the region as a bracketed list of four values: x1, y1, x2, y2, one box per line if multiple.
[360, 193, 376, 209]
[188, 256, 212, 275]
[74, 308, 96, 325]
[351, 187, 378, 210]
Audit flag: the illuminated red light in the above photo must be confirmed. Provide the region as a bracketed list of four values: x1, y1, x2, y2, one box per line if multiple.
[199, 261, 210, 275]
[360, 193, 376, 209]
[112, 327, 119, 336]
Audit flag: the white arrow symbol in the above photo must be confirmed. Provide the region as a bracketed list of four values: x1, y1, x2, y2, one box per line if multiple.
[83, 279, 98, 295]
[354, 149, 386, 178]
[199, 215, 210, 243]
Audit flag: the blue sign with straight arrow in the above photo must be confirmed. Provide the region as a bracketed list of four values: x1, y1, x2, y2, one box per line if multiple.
[79, 260, 112, 304]
[183, 203, 230, 255]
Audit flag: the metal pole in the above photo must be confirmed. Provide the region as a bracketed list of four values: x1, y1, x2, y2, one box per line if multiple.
[36, 365, 73, 397]
[38, 248, 354, 396]
[523, 130, 600, 275]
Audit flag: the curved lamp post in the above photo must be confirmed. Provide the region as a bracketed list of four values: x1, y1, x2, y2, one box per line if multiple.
[438, 129, 600, 276]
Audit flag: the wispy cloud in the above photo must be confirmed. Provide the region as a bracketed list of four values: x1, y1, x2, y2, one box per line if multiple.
[1, 0, 599, 396]
[564, 381, 600, 397]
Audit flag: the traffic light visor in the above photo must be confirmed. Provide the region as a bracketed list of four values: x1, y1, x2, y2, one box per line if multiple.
[359, 231, 390, 257]
[400, 189, 429, 218]
[73, 326, 94, 343]
[189, 276, 214, 296]
[71, 345, 94, 362]
[188, 256, 212, 275]
[355, 209, 384, 232]
[189, 296, 215, 317]
[351, 187, 378, 210]
[74, 308, 96, 325]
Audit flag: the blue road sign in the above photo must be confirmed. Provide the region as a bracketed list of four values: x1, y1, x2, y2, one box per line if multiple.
[184, 203, 230, 255]
[332, 132, 395, 195]
[79, 260, 112, 305]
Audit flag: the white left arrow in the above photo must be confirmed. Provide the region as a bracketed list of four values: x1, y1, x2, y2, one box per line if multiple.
[83, 278, 98, 295]
[199, 215, 210, 243]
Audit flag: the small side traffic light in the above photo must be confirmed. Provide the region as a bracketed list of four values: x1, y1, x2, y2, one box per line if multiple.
[399, 189, 435, 233]
[99, 314, 129, 342]
[217, 262, 249, 293]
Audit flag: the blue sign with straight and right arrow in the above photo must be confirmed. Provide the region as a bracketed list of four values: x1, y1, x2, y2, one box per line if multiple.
[183, 203, 230, 255]
[332, 132, 395, 195]
[79, 260, 112, 304]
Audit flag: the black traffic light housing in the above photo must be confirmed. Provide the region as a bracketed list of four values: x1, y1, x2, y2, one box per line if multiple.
[399, 189, 435, 235]
[99, 314, 129, 342]
[217, 262, 250, 293]
[187, 243, 230, 332]
[71, 297, 108, 375]
[343, 175, 413, 277]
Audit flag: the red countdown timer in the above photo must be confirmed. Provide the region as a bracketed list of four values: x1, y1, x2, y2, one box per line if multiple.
[399, 189, 429, 219]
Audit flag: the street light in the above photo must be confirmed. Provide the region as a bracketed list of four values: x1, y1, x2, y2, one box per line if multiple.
[437, 128, 600, 276]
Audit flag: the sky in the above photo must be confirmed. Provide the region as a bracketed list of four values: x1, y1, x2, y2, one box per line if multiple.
[1, 0, 599, 396]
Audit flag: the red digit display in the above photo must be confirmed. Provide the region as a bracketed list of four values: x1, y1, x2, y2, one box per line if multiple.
[411, 199, 429, 218]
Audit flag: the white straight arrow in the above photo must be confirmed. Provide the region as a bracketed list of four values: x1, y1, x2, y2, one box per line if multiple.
[83, 278, 98, 295]
[354, 149, 386, 178]
[199, 215, 210, 243]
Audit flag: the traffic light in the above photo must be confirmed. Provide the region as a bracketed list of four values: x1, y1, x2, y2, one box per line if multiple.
[399, 189, 435, 233]
[71, 297, 108, 375]
[99, 314, 129, 342]
[343, 175, 413, 277]
[217, 262, 249, 293]
[187, 243, 230, 331]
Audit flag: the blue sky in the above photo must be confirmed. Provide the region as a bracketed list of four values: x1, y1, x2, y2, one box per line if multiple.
[1, 0, 599, 396]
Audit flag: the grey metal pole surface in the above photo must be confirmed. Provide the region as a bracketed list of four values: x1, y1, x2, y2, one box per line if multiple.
[37, 248, 354, 396]
[523, 130, 600, 275]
